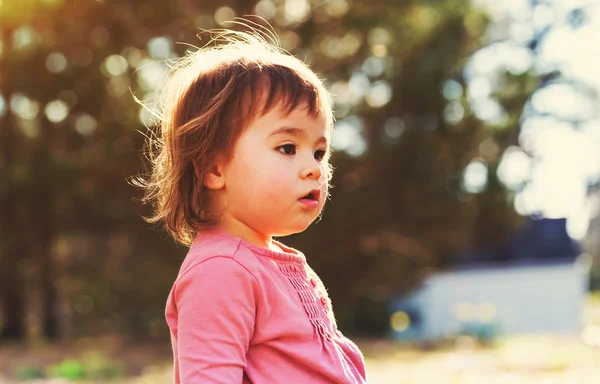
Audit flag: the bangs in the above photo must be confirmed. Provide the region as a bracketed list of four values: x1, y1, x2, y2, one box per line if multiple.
[240, 64, 332, 129]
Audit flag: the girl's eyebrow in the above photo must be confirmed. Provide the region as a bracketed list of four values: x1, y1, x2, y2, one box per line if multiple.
[268, 126, 328, 145]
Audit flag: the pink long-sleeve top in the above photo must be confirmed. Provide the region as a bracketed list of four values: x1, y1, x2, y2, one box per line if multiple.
[165, 228, 367, 383]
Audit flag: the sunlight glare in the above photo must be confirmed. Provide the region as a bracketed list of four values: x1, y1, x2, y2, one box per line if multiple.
[541, 6, 600, 89]
[533, 3, 555, 29]
[531, 83, 595, 121]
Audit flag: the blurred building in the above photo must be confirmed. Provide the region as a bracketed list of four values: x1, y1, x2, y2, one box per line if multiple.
[389, 218, 591, 342]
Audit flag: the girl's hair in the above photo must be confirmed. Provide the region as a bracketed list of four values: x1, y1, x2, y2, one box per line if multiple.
[137, 28, 334, 246]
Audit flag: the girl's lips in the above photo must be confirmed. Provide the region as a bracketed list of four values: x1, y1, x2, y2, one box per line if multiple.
[298, 188, 321, 209]
[298, 198, 319, 209]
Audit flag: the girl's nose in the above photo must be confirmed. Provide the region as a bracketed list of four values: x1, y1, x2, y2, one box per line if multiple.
[300, 159, 322, 180]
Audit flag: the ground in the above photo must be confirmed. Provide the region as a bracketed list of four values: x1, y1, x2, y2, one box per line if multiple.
[1, 334, 600, 383]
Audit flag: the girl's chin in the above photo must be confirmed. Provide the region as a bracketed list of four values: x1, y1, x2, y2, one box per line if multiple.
[270, 223, 316, 238]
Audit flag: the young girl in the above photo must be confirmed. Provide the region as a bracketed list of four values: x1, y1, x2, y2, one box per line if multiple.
[140, 29, 367, 383]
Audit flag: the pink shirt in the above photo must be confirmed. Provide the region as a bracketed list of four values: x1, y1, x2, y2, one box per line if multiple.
[165, 229, 367, 383]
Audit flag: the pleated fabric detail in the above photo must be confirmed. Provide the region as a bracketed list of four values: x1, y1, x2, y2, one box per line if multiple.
[278, 261, 332, 341]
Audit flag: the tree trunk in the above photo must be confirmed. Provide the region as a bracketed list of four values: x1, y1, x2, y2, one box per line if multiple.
[0, 27, 28, 341]
[31, 116, 59, 341]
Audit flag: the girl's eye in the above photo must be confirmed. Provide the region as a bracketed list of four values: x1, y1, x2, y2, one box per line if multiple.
[278, 144, 296, 155]
[314, 149, 326, 161]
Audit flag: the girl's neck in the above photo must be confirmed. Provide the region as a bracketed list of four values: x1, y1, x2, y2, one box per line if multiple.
[215, 219, 278, 252]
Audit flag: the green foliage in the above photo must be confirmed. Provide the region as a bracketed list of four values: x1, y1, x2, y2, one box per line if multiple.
[45, 353, 125, 381]
[48, 359, 86, 380]
[81, 352, 126, 380]
[14, 365, 45, 381]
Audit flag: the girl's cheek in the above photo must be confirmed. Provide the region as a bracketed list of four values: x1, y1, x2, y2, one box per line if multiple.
[263, 172, 291, 198]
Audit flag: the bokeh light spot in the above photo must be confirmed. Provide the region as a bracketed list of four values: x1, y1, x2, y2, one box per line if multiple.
[284, 0, 310, 23]
[332, 116, 366, 157]
[147, 37, 172, 60]
[384, 117, 405, 140]
[443, 79, 463, 100]
[390, 311, 411, 332]
[367, 27, 393, 47]
[326, 0, 349, 17]
[362, 56, 384, 78]
[348, 72, 369, 99]
[320, 31, 363, 58]
[214, 7, 235, 25]
[444, 101, 465, 125]
[497, 146, 531, 190]
[254, 0, 276, 20]
[462, 160, 488, 194]
[45, 100, 69, 123]
[365, 81, 392, 108]
[104, 54, 128, 77]
[10, 94, 40, 120]
[13, 26, 37, 51]
[280, 30, 300, 51]
[46, 52, 67, 73]
[137, 60, 166, 91]
[75, 114, 97, 136]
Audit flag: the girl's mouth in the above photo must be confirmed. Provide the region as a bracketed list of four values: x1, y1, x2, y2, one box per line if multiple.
[299, 189, 320, 209]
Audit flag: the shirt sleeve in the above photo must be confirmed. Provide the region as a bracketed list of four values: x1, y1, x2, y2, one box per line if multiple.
[174, 256, 259, 383]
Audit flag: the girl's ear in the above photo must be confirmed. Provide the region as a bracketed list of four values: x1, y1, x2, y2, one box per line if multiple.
[204, 166, 225, 190]
[197, 158, 226, 190]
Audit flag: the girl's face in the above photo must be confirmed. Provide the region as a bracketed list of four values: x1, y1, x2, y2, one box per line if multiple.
[211, 103, 330, 247]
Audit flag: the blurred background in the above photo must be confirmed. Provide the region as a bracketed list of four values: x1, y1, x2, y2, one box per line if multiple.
[1, 0, 600, 382]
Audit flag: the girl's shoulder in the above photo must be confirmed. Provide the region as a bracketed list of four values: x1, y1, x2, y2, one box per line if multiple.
[178, 230, 258, 279]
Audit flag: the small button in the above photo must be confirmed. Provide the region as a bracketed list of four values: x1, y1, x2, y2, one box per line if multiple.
[320, 296, 327, 306]
[310, 278, 317, 287]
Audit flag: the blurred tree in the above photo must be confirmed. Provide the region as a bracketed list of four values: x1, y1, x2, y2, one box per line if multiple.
[0, 0, 545, 340]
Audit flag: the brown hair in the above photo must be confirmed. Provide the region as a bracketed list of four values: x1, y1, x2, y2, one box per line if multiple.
[136, 29, 333, 246]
